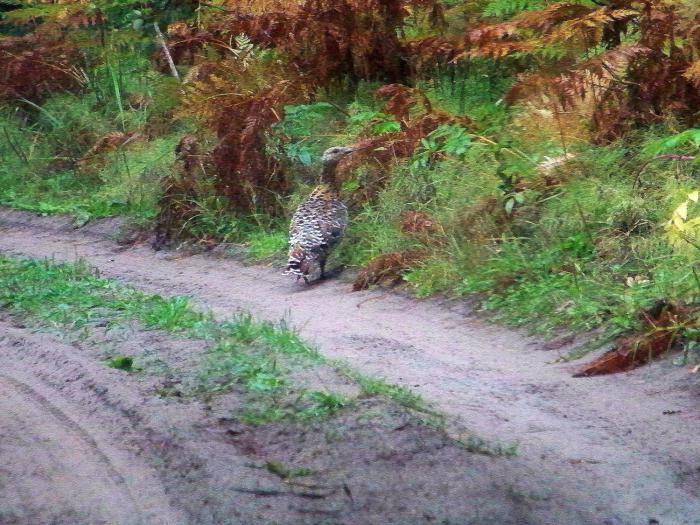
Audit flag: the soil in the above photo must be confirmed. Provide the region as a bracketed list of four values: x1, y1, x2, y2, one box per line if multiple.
[1, 208, 700, 525]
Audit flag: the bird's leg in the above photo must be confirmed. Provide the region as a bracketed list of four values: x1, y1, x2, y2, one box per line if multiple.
[319, 257, 327, 279]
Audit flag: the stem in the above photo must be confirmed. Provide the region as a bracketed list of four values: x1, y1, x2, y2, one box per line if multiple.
[575, 200, 595, 247]
[153, 23, 181, 82]
[692, 265, 700, 298]
[553, 105, 568, 155]
[473, 134, 537, 165]
[3, 126, 28, 164]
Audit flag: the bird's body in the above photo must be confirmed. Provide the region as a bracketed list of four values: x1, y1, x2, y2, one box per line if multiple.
[286, 184, 347, 282]
[285, 146, 355, 283]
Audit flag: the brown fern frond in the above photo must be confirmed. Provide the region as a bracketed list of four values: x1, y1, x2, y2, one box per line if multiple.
[684, 60, 700, 86]
[78, 131, 144, 166]
[545, 8, 638, 47]
[152, 135, 214, 250]
[352, 250, 425, 291]
[482, 0, 700, 142]
[404, 36, 460, 74]
[0, 32, 85, 103]
[179, 47, 312, 214]
[195, 0, 444, 85]
[575, 302, 691, 377]
[400, 210, 438, 237]
[514, 2, 593, 34]
[3, 3, 106, 29]
[376, 84, 432, 124]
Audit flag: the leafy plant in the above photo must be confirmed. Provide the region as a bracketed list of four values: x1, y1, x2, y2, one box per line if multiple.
[644, 129, 700, 157]
[666, 190, 700, 255]
[107, 355, 136, 371]
[411, 124, 472, 169]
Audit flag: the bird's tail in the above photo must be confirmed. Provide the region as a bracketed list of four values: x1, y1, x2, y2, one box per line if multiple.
[284, 246, 310, 282]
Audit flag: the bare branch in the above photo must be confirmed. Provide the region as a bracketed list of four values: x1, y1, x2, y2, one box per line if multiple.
[153, 23, 181, 82]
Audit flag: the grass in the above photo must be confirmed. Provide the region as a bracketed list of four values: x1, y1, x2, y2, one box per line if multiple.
[458, 435, 519, 458]
[0, 255, 439, 426]
[0, 106, 179, 225]
[0, 256, 331, 423]
[106, 355, 136, 372]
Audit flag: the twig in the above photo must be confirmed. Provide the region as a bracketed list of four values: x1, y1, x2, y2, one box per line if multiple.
[574, 199, 595, 247]
[231, 486, 335, 499]
[325, 100, 351, 117]
[655, 154, 696, 161]
[153, 23, 181, 82]
[473, 134, 537, 165]
[232, 486, 286, 496]
[198, 1, 237, 13]
[3, 126, 28, 164]
[692, 265, 700, 297]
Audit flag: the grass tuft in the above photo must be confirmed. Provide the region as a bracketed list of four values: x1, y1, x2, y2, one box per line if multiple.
[106, 355, 136, 372]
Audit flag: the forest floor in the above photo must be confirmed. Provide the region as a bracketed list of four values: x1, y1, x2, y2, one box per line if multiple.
[1, 208, 700, 525]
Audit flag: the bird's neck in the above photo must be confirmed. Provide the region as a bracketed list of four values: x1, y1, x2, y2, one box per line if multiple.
[320, 161, 340, 188]
[310, 183, 337, 200]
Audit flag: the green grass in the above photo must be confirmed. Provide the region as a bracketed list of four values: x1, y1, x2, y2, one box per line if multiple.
[0, 255, 437, 425]
[106, 355, 136, 372]
[246, 230, 288, 260]
[0, 46, 183, 224]
[458, 435, 519, 458]
[0, 256, 332, 423]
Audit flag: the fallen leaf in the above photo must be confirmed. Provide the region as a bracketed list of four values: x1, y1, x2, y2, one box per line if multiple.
[574, 302, 689, 377]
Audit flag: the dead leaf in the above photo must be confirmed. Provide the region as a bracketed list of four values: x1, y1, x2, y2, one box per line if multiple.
[352, 251, 425, 291]
[574, 301, 690, 377]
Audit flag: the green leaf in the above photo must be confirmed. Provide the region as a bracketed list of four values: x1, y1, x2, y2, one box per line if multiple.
[373, 120, 402, 135]
[505, 197, 515, 215]
[644, 128, 700, 156]
[349, 110, 385, 125]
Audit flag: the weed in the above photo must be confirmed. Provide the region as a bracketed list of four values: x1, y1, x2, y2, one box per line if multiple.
[106, 355, 136, 372]
[458, 435, 519, 457]
[299, 391, 349, 419]
[264, 461, 313, 479]
[247, 230, 288, 261]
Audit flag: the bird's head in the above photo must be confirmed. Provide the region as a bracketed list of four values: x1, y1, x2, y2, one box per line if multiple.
[321, 145, 356, 166]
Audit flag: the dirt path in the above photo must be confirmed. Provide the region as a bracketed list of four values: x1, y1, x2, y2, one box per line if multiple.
[0, 334, 186, 525]
[1, 208, 700, 525]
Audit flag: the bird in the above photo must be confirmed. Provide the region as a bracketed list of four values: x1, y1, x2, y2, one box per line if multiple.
[285, 145, 356, 283]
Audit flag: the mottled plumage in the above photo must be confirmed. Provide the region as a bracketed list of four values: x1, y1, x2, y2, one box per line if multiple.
[285, 146, 354, 282]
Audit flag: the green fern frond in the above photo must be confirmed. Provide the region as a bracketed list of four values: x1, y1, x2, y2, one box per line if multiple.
[644, 129, 700, 157]
[482, 0, 548, 18]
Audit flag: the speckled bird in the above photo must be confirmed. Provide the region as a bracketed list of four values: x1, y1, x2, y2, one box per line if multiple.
[285, 146, 355, 283]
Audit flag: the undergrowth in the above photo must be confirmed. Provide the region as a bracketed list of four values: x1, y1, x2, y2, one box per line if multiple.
[2, 0, 700, 346]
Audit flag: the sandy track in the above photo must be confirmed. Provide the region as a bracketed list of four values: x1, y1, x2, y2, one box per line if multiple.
[0, 326, 186, 525]
[1, 208, 700, 524]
